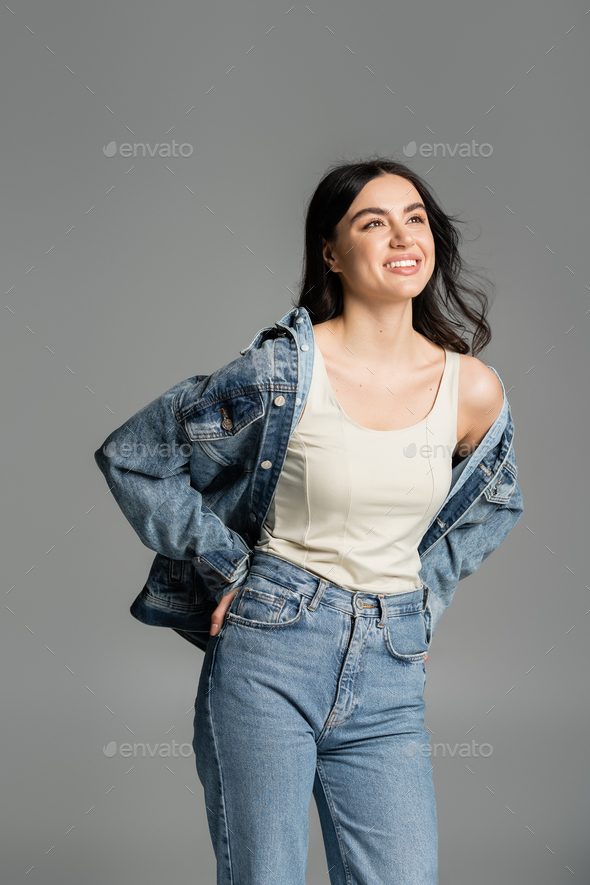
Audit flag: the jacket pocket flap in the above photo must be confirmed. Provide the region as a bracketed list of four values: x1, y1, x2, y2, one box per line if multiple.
[483, 463, 517, 504]
[181, 390, 264, 440]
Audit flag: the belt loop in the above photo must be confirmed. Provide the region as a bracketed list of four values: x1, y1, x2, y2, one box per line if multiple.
[307, 578, 327, 611]
[377, 594, 387, 627]
[422, 583, 429, 611]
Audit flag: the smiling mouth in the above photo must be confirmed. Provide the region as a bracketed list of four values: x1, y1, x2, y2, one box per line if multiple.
[384, 259, 420, 268]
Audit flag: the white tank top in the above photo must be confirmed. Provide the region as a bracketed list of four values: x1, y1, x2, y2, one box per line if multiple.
[254, 340, 460, 594]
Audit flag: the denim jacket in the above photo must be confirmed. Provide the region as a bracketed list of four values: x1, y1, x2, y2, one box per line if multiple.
[94, 305, 523, 652]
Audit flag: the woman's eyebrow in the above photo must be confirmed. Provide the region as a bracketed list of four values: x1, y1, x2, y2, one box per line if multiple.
[349, 203, 426, 225]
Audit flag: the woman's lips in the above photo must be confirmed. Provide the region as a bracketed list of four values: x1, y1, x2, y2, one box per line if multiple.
[383, 259, 422, 276]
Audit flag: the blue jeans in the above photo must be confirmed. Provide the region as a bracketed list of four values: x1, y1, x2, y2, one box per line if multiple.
[193, 551, 438, 884]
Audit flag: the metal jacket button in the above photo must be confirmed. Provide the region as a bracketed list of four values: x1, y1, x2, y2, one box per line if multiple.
[295, 317, 303, 324]
[218, 406, 233, 430]
[261, 460, 272, 469]
[274, 395, 286, 406]
[300, 344, 309, 351]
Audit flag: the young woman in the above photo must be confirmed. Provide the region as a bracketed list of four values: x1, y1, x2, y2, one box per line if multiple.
[95, 157, 523, 884]
[194, 158, 520, 884]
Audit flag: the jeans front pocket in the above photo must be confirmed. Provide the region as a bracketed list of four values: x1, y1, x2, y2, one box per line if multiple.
[225, 572, 306, 630]
[383, 608, 429, 663]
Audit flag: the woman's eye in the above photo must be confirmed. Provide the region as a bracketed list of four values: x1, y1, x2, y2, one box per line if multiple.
[363, 215, 426, 230]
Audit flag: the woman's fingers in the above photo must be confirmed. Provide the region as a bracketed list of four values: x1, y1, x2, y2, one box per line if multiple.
[210, 587, 240, 635]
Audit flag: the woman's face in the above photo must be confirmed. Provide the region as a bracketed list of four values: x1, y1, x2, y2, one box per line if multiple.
[322, 173, 436, 306]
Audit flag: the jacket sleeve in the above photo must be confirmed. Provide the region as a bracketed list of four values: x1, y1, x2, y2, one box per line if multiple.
[419, 474, 524, 640]
[444, 480, 523, 581]
[94, 375, 251, 593]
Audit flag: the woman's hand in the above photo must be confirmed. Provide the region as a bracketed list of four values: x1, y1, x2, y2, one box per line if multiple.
[210, 587, 241, 635]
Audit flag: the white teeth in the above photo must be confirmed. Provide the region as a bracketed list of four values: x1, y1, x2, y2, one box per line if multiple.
[385, 260, 418, 268]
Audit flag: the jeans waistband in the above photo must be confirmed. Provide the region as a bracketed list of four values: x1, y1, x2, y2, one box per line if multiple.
[247, 551, 428, 619]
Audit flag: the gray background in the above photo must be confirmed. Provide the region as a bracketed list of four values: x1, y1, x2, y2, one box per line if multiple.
[1, 0, 588, 882]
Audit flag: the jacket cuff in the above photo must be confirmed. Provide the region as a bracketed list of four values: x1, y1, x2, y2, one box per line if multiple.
[212, 557, 252, 605]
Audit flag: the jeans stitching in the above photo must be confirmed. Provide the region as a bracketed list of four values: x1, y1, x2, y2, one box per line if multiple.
[225, 595, 306, 630]
[322, 615, 370, 728]
[315, 757, 354, 885]
[207, 637, 235, 885]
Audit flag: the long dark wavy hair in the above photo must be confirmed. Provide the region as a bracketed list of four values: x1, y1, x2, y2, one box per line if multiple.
[295, 156, 493, 355]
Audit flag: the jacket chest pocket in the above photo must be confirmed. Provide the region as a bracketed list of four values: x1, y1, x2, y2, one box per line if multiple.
[483, 462, 517, 505]
[180, 389, 264, 441]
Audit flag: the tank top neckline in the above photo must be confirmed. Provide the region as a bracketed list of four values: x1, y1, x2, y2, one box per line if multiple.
[313, 341, 451, 435]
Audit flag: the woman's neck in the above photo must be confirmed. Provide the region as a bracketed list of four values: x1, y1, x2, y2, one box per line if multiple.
[323, 299, 428, 370]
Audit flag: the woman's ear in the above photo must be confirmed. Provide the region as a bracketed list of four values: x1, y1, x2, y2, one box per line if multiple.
[322, 237, 339, 273]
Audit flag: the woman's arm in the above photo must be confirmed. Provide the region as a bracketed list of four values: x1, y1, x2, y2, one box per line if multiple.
[94, 374, 251, 581]
[453, 356, 505, 466]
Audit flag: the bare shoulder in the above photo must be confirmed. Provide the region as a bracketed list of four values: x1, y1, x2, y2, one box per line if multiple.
[456, 353, 504, 451]
[458, 353, 504, 409]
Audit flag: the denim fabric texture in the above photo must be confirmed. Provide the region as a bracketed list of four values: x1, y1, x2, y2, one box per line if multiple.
[94, 305, 523, 651]
[193, 550, 438, 884]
